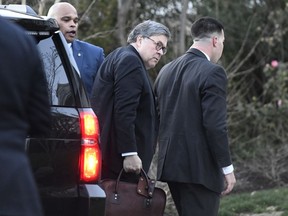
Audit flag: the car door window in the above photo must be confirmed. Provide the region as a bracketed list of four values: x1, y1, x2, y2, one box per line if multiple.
[37, 36, 75, 106]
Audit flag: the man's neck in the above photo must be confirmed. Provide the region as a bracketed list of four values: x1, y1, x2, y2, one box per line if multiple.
[191, 43, 211, 61]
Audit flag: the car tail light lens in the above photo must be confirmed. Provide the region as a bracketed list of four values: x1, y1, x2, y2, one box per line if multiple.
[79, 109, 101, 182]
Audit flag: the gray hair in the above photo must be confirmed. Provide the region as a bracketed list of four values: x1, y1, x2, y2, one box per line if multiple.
[127, 20, 171, 43]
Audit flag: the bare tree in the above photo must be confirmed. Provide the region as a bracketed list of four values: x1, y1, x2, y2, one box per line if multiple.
[37, 0, 61, 15]
[179, 0, 189, 55]
[214, 0, 219, 18]
[117, 0, 133, 46]
[78, 0, 96, 26]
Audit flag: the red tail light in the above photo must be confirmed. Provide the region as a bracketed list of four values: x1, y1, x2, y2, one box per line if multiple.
[79, 109, 101, 182]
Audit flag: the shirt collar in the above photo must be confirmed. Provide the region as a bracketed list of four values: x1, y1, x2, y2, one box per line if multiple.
[199, 50, 210, 61]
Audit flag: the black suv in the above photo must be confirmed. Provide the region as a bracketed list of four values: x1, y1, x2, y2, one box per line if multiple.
[0, 5, 105, 216]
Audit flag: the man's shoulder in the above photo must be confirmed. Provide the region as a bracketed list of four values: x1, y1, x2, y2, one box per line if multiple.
[1, 17, 31, 42]
[0, 17, 37, 57]
[73, 39, 103, 52]
[112, 46, 142, 66]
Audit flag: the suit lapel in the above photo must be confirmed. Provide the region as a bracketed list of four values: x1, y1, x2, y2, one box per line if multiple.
[72, 40, 84, 71]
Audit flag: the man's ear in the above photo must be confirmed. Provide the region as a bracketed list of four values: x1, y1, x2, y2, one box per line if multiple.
[212, 36, 218, 47]
[134, 35, 143, 48]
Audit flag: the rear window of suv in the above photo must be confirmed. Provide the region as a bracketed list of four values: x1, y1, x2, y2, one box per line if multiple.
[38, 36, 75, 106]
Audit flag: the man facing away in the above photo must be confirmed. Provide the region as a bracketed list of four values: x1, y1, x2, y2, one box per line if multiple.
[91, 20, 171, 182]
[47, 2, 105, 96]
[0, 17, 50, 216]
[154, 17, 236, 216]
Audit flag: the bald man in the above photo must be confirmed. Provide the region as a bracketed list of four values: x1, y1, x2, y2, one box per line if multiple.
[47, 2, 104, 96]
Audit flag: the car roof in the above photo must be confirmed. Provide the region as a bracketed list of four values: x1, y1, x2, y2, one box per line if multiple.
[0, 4, 59, 36]
[0, 5, 41, 19]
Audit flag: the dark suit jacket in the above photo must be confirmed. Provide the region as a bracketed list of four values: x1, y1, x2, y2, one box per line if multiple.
[91, 45, 158, 180]
[72, 39, 104, 96]
[0, 17, 50, 215]
[154, 48, 232, 193]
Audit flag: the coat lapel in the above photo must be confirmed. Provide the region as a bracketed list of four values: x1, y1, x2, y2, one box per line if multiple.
[72, 40, 84, 71]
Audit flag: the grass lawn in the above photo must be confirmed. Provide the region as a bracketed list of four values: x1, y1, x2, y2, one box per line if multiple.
[219, 187, 288, 216]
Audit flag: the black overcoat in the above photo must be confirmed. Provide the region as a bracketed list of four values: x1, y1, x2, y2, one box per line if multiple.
[154, 48, 232, 193]
[91, 45, 158, 180]
[0, 17, 50, 215]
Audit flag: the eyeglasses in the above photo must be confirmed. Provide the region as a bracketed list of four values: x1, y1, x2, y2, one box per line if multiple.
[146, 37, 167, 54]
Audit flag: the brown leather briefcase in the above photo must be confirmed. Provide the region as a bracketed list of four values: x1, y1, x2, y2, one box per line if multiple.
[99, 168, 166, 216]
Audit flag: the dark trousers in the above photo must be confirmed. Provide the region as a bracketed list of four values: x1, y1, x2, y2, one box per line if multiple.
[168, 182, 220, 216]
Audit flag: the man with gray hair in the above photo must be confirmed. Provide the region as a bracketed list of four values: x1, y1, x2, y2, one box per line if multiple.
[91, 20, 171, 182]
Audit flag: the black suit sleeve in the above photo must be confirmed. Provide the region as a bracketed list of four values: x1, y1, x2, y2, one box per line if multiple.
[113, 54, 144, 153]
[201, 66, 232, 167]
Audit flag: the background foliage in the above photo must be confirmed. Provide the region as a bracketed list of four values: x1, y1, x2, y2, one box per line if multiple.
[3, 0, 288, 206]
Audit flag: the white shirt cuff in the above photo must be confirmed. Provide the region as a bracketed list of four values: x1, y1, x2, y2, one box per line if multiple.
[222, 164, 234, 175]
[121, 152, 138, 157]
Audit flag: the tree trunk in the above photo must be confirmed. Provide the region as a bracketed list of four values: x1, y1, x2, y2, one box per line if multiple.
[179, 0, 189, 55]
[215, 0, 219, 18]
[117, 0, 133, 46]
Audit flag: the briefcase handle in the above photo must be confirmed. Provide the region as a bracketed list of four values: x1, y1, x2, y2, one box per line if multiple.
[115, 169, 156, 198]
